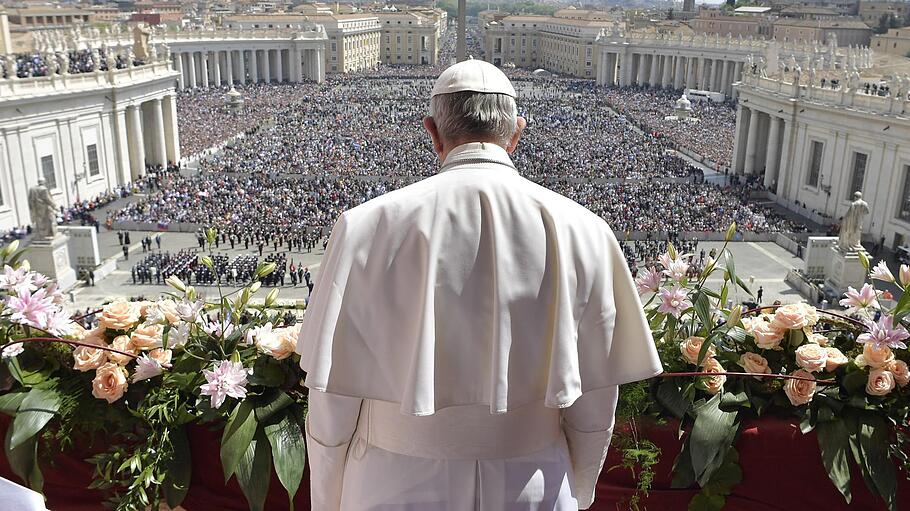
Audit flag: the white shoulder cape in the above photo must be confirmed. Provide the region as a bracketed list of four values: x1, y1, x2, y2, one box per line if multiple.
[298, 144, 662, 416]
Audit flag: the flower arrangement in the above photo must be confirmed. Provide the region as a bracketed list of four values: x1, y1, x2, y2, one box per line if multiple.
[616, 226, 910, 511]
[0, 232, 308, 511]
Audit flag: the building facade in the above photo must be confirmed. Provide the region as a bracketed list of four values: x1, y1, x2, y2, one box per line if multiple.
[377, 11, 439, 66]
[872, 27, 910, 56]
[733, 72, 910, 249]
[0, 52, 179, 233]
[224, 13, 380, 73]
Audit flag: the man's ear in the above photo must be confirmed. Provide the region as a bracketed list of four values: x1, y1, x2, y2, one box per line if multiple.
[423, 117, 444, 156]
[506, 116, 527, 154]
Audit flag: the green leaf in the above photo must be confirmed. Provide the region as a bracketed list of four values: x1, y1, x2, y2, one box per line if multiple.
[688, 492, 725, 511]
[694, 292, 714, 340]
[235, 428, 271, 511]
[221, 399, 258, 482]
[10, 388, 60, 449]
[719, 391, 749, 412]
[734, 276, 752, 297]
[163, 427, 192, 508]
[4, 422, 42, 492]
[723, 249, 737, 285]
[689, 395, 738, 486]
[264, 410, 306, 501]
[816, 419, 852, 504]
[254, 390, 294, 423]
[0, 392, 26, 416]
[859, 414, 897, 510]
[656, 379, 690, 419]
[7, 358, 49, 386]
[671, 440, 697, 489]
[248, 358, 286, 388]
[893, 289, 910, 322]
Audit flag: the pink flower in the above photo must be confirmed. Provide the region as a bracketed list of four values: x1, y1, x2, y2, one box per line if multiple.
[6, 288, 56, 329]
[658, 253, 689, 282]
[199, 360, 250, 409]
[857, 315, 909, 350]
[870, 261, 895, 283]
[40, 309, 74, 337]
[1, 343, 24, 359]
[784, 370, 817, 406]
[839, 284, 879, 318]
[658, 285, 691, 318]
[0, 265, 35, 295]
[635, 267, 662, 296]
[132, 355, 164, 383]
[866, 368, 896, 397]
[900, 265, 910, 288]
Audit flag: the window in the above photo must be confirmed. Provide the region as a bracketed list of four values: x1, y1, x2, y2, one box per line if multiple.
[897, 165, 910, 222]
[86, 144, 100, 176]
[40, 155, 56, 189]
[806, 141, 823, 187]
[848, 152, 868, 198]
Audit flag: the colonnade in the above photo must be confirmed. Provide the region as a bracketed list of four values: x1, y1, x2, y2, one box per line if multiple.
[119, 94, 180, 180]
[732, 104, 790, 193]
[171, 46, 325, 90]
[597, 50, 746, 98]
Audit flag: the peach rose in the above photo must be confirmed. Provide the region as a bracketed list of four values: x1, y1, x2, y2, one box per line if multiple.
[866, 368, 896, 397]
[149, 348, 172, 366]
[155, 300, 182, 325]
[784, 369, 816, 406]
[92, 362, 129, 403]
[856, 343, 895, 369]
[679, 336, 715, 366]
[108, 335, 138, 365]
[742, 317, 785, 350]
[795, 343, 829, 373]
[825, 347, 849, 372]
[133, 301, 154, 317]
[73, 343, 108, 372]
[739, 352, 771, 379]
[807, 333, 829, 347]
[130, 324, 164, 351]
[770, 303, 816, 332]
[701, 358, 727, 395]
[98, 301, 140, 331]
[888, 360, 909, 387]
[80, 326, 107, 346]
[258, 325, 300, 361]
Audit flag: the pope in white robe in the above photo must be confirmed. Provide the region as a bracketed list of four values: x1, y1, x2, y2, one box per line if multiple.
[297, 60, 663, 510]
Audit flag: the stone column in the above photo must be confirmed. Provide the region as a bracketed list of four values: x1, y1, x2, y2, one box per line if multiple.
[175, 53, 184, 90]
[674, 56, 684, 89]
[275, 49, 284, 82]
[212, 50, 221, 86]
[226, 50, 234, 85]
[708, 59, 717, 91]
[263, 49, 271, 83]
[686, 57, 696, 89]
[250, 49, 259, 83]
[763, 116, 782, 189]
[649, 54, 659, 87]
[239, 51, 248, 85]
[744, 109, 761, 175]
[187, 52, 197, 88]
[732, 61, 744, 99]
[776, 119, 794, 197]
[200, 52, 209, 88]
[148, 98, 167, 167]
[126, 105, 145, 180]
[162, 94, 180, 164]
[113, 108, 131, 186]
[721, 60, 731, 96]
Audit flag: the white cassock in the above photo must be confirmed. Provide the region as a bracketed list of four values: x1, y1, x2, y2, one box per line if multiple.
[298, 142, 662, 510]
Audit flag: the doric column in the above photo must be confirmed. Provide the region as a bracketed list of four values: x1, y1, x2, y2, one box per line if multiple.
[263, 49, 271, 83]
[649, 54, 659, 87]
[708, 59, 717, 91]
[316, 47, 325, 83]
[200, 52, 209, 88]
[721, 60, 731, 96]
[187, 52, 197, 88]
[661, 55, 671, 88]
[212, 51, 222, 86]
[744, 109, 761, 174]
[674, 56, 684, 89]
[763, 116, 782, 189]
[148, 98, 167, 167]
[686, 57, 696, 89]
[239, 51, 248, 85]
[126, 105, 145, 180]
[162, 94, 180, 164]
[175, 53, 184, 90]
[226, 50, 234, 85]
[250, 49, 259, 83]
[275, 49, 284, 82]
[776, 119, 794, 197]
[113, 108, 131, 186]
[732, 61, 744, 99]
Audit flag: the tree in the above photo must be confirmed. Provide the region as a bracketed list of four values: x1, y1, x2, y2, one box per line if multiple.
[875, 13, 891, 34]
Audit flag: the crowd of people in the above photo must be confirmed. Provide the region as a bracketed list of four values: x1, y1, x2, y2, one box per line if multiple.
[601, 86, 737, 170]
[2, 48, 139, 79]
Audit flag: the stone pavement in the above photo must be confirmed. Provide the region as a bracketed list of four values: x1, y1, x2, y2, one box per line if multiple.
[65, 232, 806, 311]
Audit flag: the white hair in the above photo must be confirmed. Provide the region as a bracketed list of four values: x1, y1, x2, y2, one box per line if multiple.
[429, 91, 518, 146]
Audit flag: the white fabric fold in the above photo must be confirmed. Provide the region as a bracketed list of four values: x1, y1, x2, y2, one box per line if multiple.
[298, 142, 662, 416]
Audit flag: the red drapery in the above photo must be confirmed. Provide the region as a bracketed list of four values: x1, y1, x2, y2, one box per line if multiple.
[1, 416, 906, 510]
